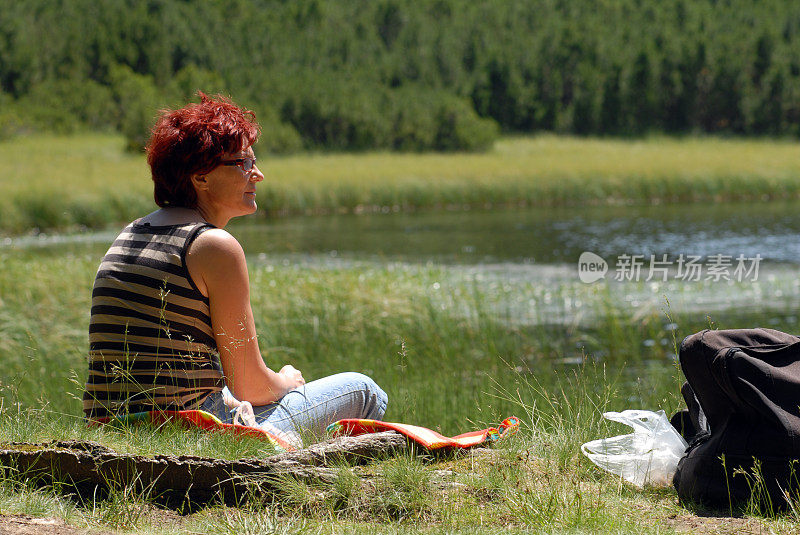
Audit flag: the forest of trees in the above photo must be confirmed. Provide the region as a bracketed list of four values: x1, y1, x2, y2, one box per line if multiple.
[1, 0, 799, 152]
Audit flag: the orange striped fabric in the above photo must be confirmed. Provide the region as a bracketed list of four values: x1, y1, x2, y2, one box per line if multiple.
[327, 416, 520, 449]
[83, 222, 225, 419]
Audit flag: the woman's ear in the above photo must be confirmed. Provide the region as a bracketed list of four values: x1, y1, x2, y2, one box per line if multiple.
[191, 174, 209, 191]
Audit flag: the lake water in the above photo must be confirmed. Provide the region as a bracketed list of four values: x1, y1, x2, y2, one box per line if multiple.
[229, 201, 800, 265]
[7, 200, 800, 263]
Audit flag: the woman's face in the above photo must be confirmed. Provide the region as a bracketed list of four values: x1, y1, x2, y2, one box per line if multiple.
[198, 145, 264, 222]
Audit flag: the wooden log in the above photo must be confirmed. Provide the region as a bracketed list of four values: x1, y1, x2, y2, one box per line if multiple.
[265, 429, 408, 466]
[0, 431, 409, 506]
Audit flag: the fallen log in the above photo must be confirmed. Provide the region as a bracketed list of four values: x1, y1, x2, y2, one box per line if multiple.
[0, 431, 409, 506]
[266, 429, 410, 466]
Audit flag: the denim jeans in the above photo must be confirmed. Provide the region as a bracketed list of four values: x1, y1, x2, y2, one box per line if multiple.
[199, 372, 388, 441]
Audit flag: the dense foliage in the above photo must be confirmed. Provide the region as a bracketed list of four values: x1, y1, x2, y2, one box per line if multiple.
[1, 0, 799, 151]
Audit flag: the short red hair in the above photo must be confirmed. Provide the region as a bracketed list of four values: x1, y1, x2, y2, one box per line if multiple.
[146, 92, 261, 208]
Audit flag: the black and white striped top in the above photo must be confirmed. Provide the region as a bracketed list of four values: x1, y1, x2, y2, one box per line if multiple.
[83, 221, 225, 420]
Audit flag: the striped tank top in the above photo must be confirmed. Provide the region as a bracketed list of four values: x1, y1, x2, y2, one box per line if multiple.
[83, 221, 225, 420]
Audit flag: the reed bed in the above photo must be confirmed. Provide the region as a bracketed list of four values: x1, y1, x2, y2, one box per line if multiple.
[2, 134, 800, 234]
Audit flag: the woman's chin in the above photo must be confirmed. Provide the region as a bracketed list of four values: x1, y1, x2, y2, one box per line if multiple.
[228, 204, 258, 221]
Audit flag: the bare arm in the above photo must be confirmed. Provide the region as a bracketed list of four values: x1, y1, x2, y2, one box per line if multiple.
[186, 228, 304, 405]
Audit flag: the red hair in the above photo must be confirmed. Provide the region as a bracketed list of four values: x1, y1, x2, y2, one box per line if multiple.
[146, 92, 261, 208]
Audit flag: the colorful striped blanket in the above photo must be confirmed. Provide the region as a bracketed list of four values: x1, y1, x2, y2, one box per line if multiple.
[327, 416, 520, 449]
[95, 411, 520, 453]
[94, 410, 298, 452]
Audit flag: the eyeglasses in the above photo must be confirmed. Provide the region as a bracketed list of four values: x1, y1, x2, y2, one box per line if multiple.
[220, 157, 257, 173]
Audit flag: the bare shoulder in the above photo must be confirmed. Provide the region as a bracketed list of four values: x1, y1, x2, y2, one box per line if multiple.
[190, 228, 245, 259]
[186, 228, 248, 295]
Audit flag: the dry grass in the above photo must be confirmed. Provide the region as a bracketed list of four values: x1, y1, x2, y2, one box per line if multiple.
[2, 134, 800, 234]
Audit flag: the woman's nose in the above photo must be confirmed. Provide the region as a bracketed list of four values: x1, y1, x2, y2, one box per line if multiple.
[251, 165, 265, 182]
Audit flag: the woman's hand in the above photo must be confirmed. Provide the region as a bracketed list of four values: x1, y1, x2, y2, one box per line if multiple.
[279, 364, 305, 390]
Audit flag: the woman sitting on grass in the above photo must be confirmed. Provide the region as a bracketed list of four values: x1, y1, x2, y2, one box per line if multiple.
[83, 93, 387, 444]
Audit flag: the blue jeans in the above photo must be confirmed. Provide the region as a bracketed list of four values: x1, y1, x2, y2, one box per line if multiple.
[200, 372, 388, 441]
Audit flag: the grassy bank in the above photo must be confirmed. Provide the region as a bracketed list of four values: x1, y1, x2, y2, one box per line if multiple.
[0, 365, 796, 534]
[2, 134, 800, 235]
[4, 245, 800, 531]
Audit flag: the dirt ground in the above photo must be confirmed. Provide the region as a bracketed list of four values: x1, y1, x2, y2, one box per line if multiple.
[0, 511, 782, 535]
[0, 516, 84, 535]
[664, 512, 780, 535]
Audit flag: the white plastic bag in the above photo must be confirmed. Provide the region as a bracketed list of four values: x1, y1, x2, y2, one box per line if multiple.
[581, 409, 688, 488]
[221, 386, 303, 448]
[221, 386, 258, 427]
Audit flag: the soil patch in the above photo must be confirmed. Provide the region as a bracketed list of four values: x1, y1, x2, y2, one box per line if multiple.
[664, 512, 771, 534]
[0, 515, 85, 535]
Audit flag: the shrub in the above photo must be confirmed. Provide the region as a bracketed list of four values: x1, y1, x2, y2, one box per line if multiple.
[0, 96, 27, 141]
[278, 76, 499, 152]
[389, 87, 438, 151]
[431, 91, 500, 152]
[166, 64, 227, 104]
[252, 104, 304, 155]
[107, 64, 163, 152]
[279, 74, 394, 151]
[10, 79, 116, 136]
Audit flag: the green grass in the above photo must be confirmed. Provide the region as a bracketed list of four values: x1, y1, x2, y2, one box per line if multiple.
[0, 365, 795, 534]
[3, 210, 800, 530]
[0, 363, 691, 533]
[0, 246, 725, 431]
[2, 134, 800, 234]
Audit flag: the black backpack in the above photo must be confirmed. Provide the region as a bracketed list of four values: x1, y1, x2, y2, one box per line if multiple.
[673, 328, 800, 510]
